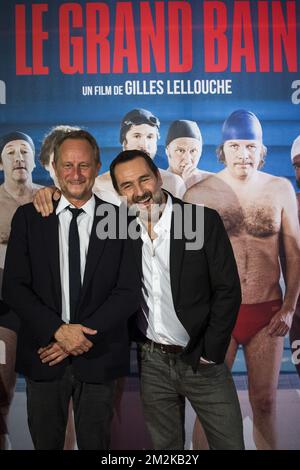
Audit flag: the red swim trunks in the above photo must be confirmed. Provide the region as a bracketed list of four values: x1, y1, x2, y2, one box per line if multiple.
[232, 299, 282, 346]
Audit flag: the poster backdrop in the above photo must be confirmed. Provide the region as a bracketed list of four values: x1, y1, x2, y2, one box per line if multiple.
[0, 0, 300, 450]
[1, 0, 299, 183]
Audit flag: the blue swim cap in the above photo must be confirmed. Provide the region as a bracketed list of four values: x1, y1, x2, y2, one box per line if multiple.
[222, 110, 262, 143]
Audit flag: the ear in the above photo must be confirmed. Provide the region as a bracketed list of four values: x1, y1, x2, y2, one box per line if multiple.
[0, 162, 3, 172]
[51, 159, 58, 177]
[165, 146, 170, 159]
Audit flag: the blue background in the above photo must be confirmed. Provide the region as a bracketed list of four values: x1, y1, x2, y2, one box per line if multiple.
[0, 0, 299, 189]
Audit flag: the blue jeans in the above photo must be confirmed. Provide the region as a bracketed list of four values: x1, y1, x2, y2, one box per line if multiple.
[138, 342, 244, 450]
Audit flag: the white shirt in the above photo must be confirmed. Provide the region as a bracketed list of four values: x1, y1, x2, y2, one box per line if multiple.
[56, 194, 95, 323]
[137, 195, 190, 347]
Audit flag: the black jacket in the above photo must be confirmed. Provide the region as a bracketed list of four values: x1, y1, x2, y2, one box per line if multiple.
[131, 194, 241, 370]
[2, 196, 140, 382]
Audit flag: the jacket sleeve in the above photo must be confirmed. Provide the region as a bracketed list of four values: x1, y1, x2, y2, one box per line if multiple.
[82, 238, 141, 340]
[202, 209, 241, 363]
[2, 206, 64, 346]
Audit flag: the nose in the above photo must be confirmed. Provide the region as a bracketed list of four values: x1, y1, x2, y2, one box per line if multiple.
[238, 145, 248, 160]
[133, 182, 145, 197]
[71, 166, 81, 179]
[182, 151, 192, 164]
[137, 136, 148, 150]
[15, 149, 25, 162]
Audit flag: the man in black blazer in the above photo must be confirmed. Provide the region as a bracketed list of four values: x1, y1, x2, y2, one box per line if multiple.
[109, 149, 244, 450]
[2, 131, 140, 450]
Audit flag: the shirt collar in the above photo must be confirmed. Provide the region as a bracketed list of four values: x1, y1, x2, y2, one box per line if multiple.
[137, 193, 172, 240]
[56, 194, 95, 217]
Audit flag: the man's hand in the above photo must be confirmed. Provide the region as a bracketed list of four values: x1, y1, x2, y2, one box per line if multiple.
[33, 186, 61, 217]
[54, 324, 97, 355]
[267, 307, 294, 337]
[38, 342, 69, 366]
[0, 231, 9, 244]
[181, 164, 202, 188]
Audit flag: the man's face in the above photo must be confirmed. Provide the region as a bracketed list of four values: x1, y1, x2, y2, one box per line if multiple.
[0, 140, 35, 183]
[223, 139, 262, 180]
[52, 138, 100, 203]
[114, 157, 164, 219]
[166, 137, 202, 176]
[123, 124, 158, 159]
[293, 154, 300, 189]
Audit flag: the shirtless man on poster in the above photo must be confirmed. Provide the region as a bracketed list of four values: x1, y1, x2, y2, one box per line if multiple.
[165, 119, 211, 189]
[0, 132, 42, 449]
[94, 108, 185, 200]
[184, 110, 300, 449]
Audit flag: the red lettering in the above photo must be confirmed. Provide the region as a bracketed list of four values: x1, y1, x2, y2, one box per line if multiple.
[59, 3, 83, 74]
[168, 2, 192, 72]
[231, 1, 256, 72]
[258, 2, 270, 72]
[32, 4, 49, 75]
[86, 3, 110, 74]
[15, 5, 32, 75]
[272, 1, 297, 72]
[113, 2, 138, 73]
[204, 1, 228, 72]
[140, 2, 166, 73]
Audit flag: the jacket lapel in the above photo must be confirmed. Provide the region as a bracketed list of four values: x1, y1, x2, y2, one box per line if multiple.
[130, 220, 143, 278]
[41, 209, 62, 312]
[80, 197, 107, 302]
[169, 197, 185, 309]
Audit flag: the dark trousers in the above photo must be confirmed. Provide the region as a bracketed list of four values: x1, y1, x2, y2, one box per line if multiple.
[25, 365, 116, 450]
[138, 343, 245, 450]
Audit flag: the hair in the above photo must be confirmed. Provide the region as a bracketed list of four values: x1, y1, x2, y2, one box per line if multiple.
[39, 125, 81, 167]
[216, 143, 267, 169]
[53, 129, 100, 165]
[110, 149, 159, 192]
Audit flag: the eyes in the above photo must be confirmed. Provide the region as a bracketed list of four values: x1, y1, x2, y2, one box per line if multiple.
[63, 163, 90, 170]
[229, 143, 257, 152]
[6, 148, 29, 156]
[174, 147, 198, 156]
[121, 176, 151, 191]
[132, 133, 155, 140]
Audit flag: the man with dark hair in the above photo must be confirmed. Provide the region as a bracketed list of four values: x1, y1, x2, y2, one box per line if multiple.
[109, 149, 244, 450]
[2, 130, 140, 450]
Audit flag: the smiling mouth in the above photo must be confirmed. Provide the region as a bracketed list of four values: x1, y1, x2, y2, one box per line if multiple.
[137, 196, 152, 205]
[13, 166, 26, 171]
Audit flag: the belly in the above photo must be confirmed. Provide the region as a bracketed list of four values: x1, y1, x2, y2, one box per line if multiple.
[230, 234, 282, 303]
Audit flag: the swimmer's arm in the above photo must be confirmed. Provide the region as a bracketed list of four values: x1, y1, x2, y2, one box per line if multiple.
[33, 186, 61, 217]
[280, 181, 300, 313]
[269, 182, 300, 337]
